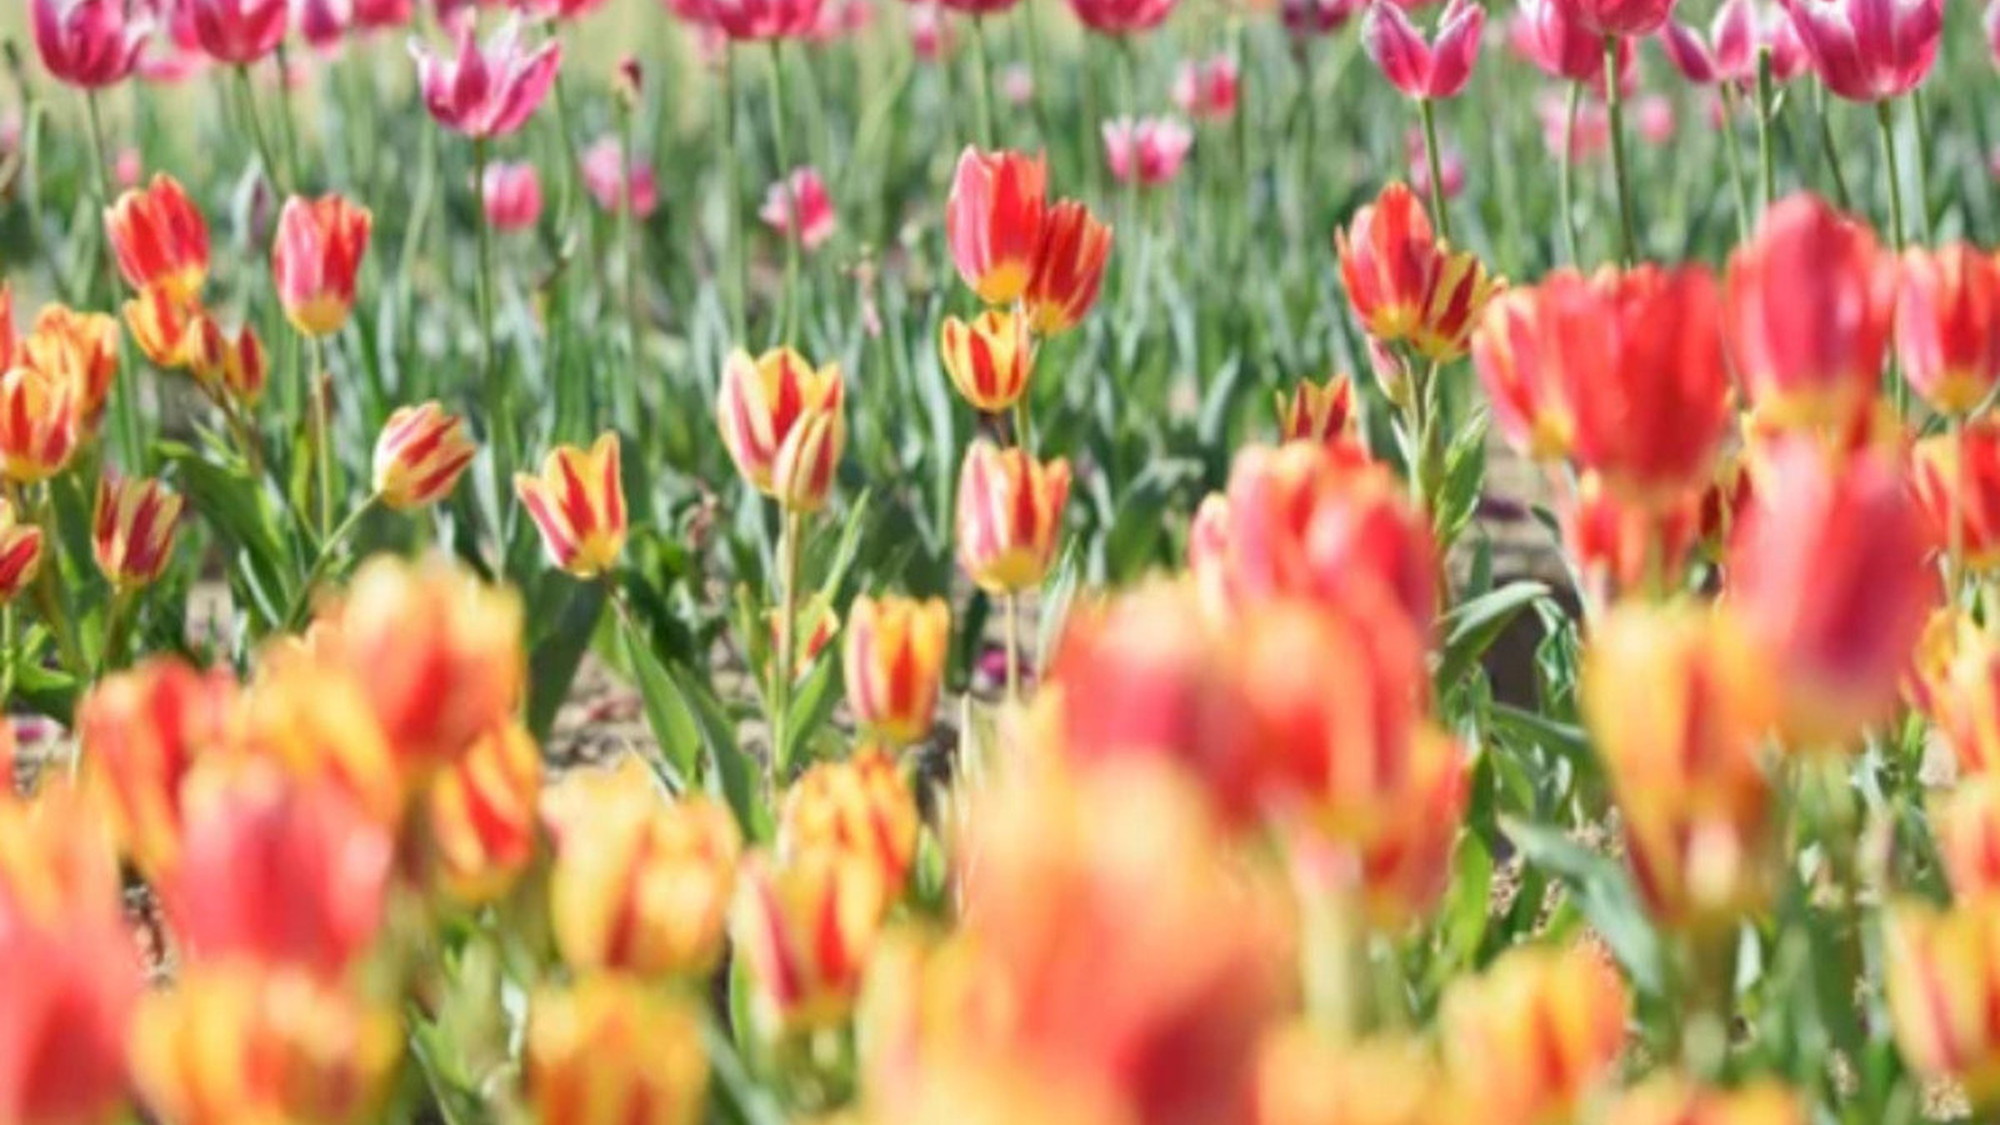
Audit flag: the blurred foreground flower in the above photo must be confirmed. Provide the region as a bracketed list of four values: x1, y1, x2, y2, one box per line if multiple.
[1896, 243, 2000, 415]
[1441, 941, 1630, 1124]
[780, 749, 920, 891]
[77, 657, 234, 880]
[1885, 898, 2000, 1109]
[735, 847, 889, 1036]
[528, 974, 711, 1125]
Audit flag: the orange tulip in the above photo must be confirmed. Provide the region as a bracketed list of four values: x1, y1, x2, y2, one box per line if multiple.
[1602, 1078, 1807, 1125]
[545, 759, 743, 979]
[1440, 941, 1630, 1125]
[716, 347, 845, 500]
[733, 847, 889, 1035]
[955, 439, 1071, 594]
[76, 657, 236, 879]
[1934, 628, 2000, 775]
[0, 499, 44, 604]
[1725, 439, 1933, 750]
[1584, 604, 1778, 931]
[0, 364, 81, 483]
[1336, 182, 1500, 363]
[528, 973, 710, 1125]
[1557, 472, 1702, 607]
[1885, 898, 2000, 1110]
[373, 401, 476, 511]
[1725, 193, 1894, 435]
[1024, 198, 1113, 336]
[779, 748, 920, 893]
[323, 554, 525, 774]
[272, 194, 372, 337]
[1274, 374, 1359, 450]
[185, 313, 268, 407]
[1895, 243, 2000, 415]
[105, 172, 210, 303]
[124, 284, 200, 369]
[945, 147, 1048, 305]
[843, 595, 950, 748]
[25, 304, 119, 427]
[92, 473, 182, 588]
[1911, 420, 2000, 573]
[940, 308, 1034, 413]
[131, 964, 401, 1125]
[423, 721, 541, 905]
[1254, 1028, 1444, 1125]
[1933, 775, 2000, 902]
[516, 432, 628, 578]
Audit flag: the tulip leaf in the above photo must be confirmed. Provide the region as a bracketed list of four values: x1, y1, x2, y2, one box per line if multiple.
[618, 619, 699, 795]
[525, 578, 609, 743]
[704, 1018, 785, 1125]
[1502, 816, 1664, 996]
[159, 442, 296, 632]
[1435, 580, 1551, 695]
[814, 489, 873, 602]
[1488, 702, 1591, 767]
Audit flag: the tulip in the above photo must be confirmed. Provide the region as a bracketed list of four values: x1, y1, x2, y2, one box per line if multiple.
[184, 0, 289, 63]
[0, 500, 45, 604]
[1514, 0, 1633, 86]
[1440, 942, 1631, 1124]
[1558, 473, 1702, 606]
[0, 286, 14, 374]
[272, 194, 373, 337]
[940, 308, 1034, 413]
[580, 136, 661, 217]
[716, 347, 846, 498]
[297, 0, 349, 48]
[131, 965, 402, 1125]
[527, 975, 711, 1125]
[780, 749, 920, 891]
[759, 166, 837, 252]
[1912, 421, 2000, 573]
[1933, 776, 2000, 902]
[1603, 1078, 1808, 1125]
[1896, 244, 2000, 415]
[424, 721, 540, 904]
[1337, 182, 1500, 363]
[523, 0, 615, 16]
[1661, 0, 1809, 86]
[184, 314, 268, 407]
[843, 596, 951, 748]
[236, 651, 405, 823]
[30, 0, 148, 89]
[1172, 55, 1241, 121]
[373, 401, 477, 511]
[23, 305, 119, 428]
[1275, 374, 1360, 449]
[0, 365, 81, 484]
[733, 847, 889, 1034]
[325, 555, 526, 772]
[1067, 0, 1177, 34]
[1256, 1030, 1445, 1125]
[934, 0, 1022, 13]
[516, 433, 629, 578]
[1930, 628, 2000, 776]
[164, 761, 393, 979]
[1584, 604, 1779, 930]
[481, 160, 545, 232]
[412, 15, 562, 138]
[904, 3, 954, 59]
[770, 594, 840, 675]
[955, 439, 1071, 594]
[706, 0, 828, 39]
[547, 761, 743, 978]
[125, 285, 201, 369]
[1103, 116, 1195, 187]
[1285, 0, 1363, 36]
[945, 148, 1047, 305]
[1726, 439, 1932, 750]
[1785, 0, 1940, 102]
[1884, 899, 2000, 1109]
[104, 173, 211, 303]
[1023, 199, 1114, 336]
[1188, 496, 1237, 617]
[92, 474, 182, 588]
[771, 402, 845, 513]
[1557, 0, 1675, 37]
[1360, 0, 1487, 100]
[76, 657, 235, 880]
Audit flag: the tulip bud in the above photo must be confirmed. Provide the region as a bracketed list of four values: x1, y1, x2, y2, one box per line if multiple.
[104, 173, 211, 303]
[614, 54, 644, 110]
[1274, 374, 1359, 449]
[759, 166, 838, 252]
[733, 848, 889, 1035]
[939, 308, 1034, 413]
[779, 749, 920, 893]
[92, 474, 183, 589]
[528, 974, 710, 1125]
[125, 286, 201, 369]
[481, 161, 546, 233]
[1885, 899, 2000, 1111]
[76, 657, 236, 880]
[0, 499, 44, 604]
[844, 596, 951, 749]
[0, 365, 80, 483]
[272, 194, 373, 338]
[424, 722, 541, 905]
[1023, 199, 1113, 336]
[186, 314, 269, 407]
[945, 148, 1048, 305]
[717, 348, 846, 498]
[515, 433, 629, 578]
[770, 595, 840, 676]
[1440, 942, 1630, 1125]
[374, 402, 477, 511]
[955, 439, 1071, 594]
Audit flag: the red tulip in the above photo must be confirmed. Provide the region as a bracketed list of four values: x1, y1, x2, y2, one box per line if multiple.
[1551, 0, 1675, 38]
[481, 160, 545, 232]
[759, 166, 837, 252]
[581, 137, 661, 217]
[1514, 0, 1633, 86]
[31, 0, 149, 88]
[185, 0, 290, 64]
[1023, 199, 1114, 336]
[1361, 0, 1486, 100]
[1337, 182, 1501, 363]
[104, 173, 211, 303]
[1911, 421, 2000, 574]
[1895, 243, 2000, 416]
[272, 194, 373, 338]
[1172, 56, 1241, 121]
[92, 474, 183, 588]
[1103, 116, 1195, 187]
[705, 0, 828, 38]
[1067, 0, 1178, 35]
[945, 148, 1047, 305]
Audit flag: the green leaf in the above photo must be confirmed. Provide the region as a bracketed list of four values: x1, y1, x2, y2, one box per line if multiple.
[1489, 702, 1591, 765]
[618, 620, 700, 794]
[814, 489, 874, 601]
[525, 579, 609, 742]
[1502, 816, 1665, 995]
[704, 1018, 785, 1125]
[782, 654, 842, 771]
[159, 442, 296, 629]
[1435, 580, 1550, 695]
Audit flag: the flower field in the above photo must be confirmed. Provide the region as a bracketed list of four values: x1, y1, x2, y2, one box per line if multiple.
[7, 0, 2000, 1121]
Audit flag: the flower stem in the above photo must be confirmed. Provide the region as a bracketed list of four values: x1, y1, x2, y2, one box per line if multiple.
[1875, 98, 1906, 253]
[273, 44, 304, 189]
[98, 588, 135, 677]
[1601, 35, 1637, 265]
[284, 493, 381, 631]
[970, 14, 998, 148]
[25, 489, 84, 678]
[1004, 592, 1022, 706]
[723, 48, 748, 341]
[83, 90, 143, 468]
[307, 334, 336, 544]
[1715, 82, 1751, 245]
[1012, 395, 1034, 456]
[618, 92, 644, 428]
[1021, 0, 1054, 148]
[1754, 49, 1776, 211]
[1909, 88, 1935, 242]
[1417, 96, 1452, 244]
[767, 43, 801, 348]
[550, 70, 588, 241]
[1559, 81, 1582, 263]
[771, 507, 804, 782]
[235, 64, 287, 195]
[472, 137, 498, 388]
[1812, 78, 1852, 210]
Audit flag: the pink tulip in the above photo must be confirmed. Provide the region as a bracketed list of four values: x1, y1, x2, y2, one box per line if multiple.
[354, 0, 415, 27]
[1660, 0, 1808, 86]
[298, 0, 350, 47]
[1068, 0, 1177, 36]
[1361, 0, 1486, 100]
[1636, 94, 1676, 144]
[185, 0, 289, 64]
[1783, 0, 1940, 102]
[1539, 91, 1612, 159]
[1103, 116, 1194, 187]
[1284, 0, 1361, 36]
[581, 137, 660, 217]
[804, 0, 874, 41]
[1989, 0, 2000, 66]
[1406, 128, 1465, 199]
[412, 15, 562, 139]
[1172, 55, 1241, 121]
[937, 0, 1022, 13]
[481, 161, 544, 231]
[907, 3, 955, 59]
[114, 146, 142, 187]
[704, 0, 827, 39]
[1512, 0, 1632, 88]
[31, 0, 150, 89]
[1551, 0, 1675, 37]
[519, 0, 614, 16]
[1001, 63, 1035, 104]
[760, 167, 837, 252]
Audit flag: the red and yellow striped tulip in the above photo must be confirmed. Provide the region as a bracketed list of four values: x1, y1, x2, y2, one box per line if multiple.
[1254, 1028, 1443, 1125]
[1885, 898, 2000, 1110]
[1336, 182, 1499, 363]
[1440, 941, 1630, 1125]
[945, 147, 1048, 305]
[955, 439, 1071, 594]
[1912, 420, 2000, 573]
[515, 433, 628, 578]
[0, 499, 43, 604]
[272, 194, 373, 338]
[239, 651, 404, 823]
[76, 657, 235, 880]
[1934, 775, 2000, 902]
[717, 347, 845, 499]
[771, 402, 845, 513]
[105, 173, 210, 304]
[1896, 243, 2000, 416]
[373, 401, 476, 511]
[124, 285, 200, 369]
[1931, 628, 2000, 776]
[1557, 472, 1701, 608]
[843, 595, 950, 748]
[779, 748, 920, 893]
[1025, 199, 1113, 336]
[423, 721, 541, 905]
[770, 595, 840, 677]
[185, 314, 268, 407]
[1603, 1078, 1807, 1125]
[1475, 285, 1577, 461]
[733, 847, 889, 1035]
[1274, 374, 1359, 450]
[92, 474, 182, 588]
[528, 974, 710, 1125]
[25, 305, 118, 427]
[940, 308, 1034, 413]
[0, 365, 80, 483]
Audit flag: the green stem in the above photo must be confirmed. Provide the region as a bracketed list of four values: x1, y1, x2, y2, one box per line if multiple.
[25, 490, 84, 678]
[970, 14, 998, 148]
[1012, 395, 1034, 456]
[1875, 98, 1906, 253]
[767, 43, 801, 348]
[1417, 97, 1452, 244]
[98, 588, 135, 677]
[284, 493, 381, 631]
[1021, 0, 1054, 148]
[1755, 50, 1777, 211]
[1602, 35, 1637, 264]
[235, 65, 286, 194]
[83, 90, 143, 468]
[1812, 78, 1852, 210]
[1116, 39, 1142, 313]
[1909, 89, 1935, 242]
[618, 96, 644, 428]
[550, 70, 588, 236]
[1715, 82, 1752, 245]
[308, 334, 335, 543]
[771, 507, 804, 782]
[724, 48, 748, 341]
[1560, 81, 1583, 263]
[273, 45, 303, 189]
[472, 137, 498, 388]
[1004, 592, 1022, 706]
